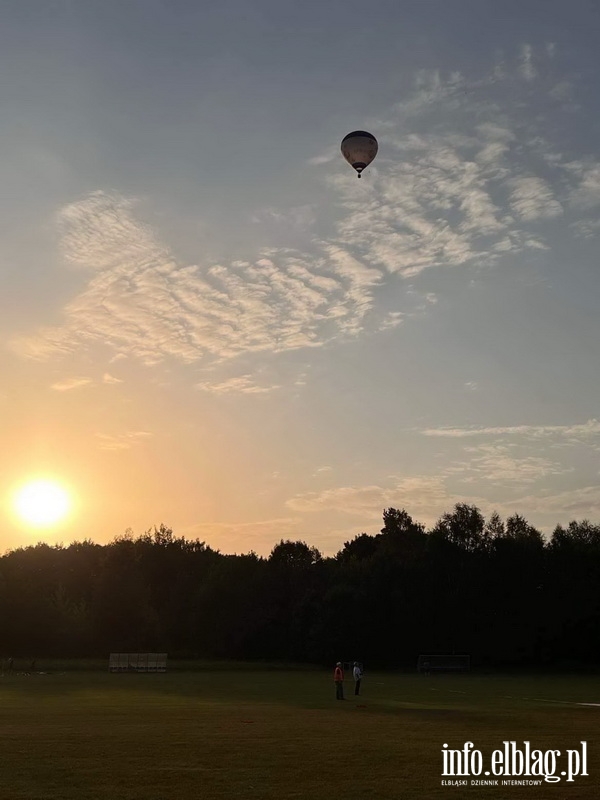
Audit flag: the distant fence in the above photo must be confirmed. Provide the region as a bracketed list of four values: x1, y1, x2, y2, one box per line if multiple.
[417, 654, 470, 673]
[108, 653, 167, 673]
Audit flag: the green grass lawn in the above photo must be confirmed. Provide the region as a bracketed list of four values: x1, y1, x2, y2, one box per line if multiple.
[0, 666, 598, 799]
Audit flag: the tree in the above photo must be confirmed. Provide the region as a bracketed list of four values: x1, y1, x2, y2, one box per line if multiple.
[381, 508, 425, 537]
[485, 511, 505, 539]
[551, 520, 600, 549]
[431, 503, 488, 552]
[269, 540, 322, 568]
[505, 514, 543, 543]
[3, 506, 600, 667]
[336, 533, 378, 562]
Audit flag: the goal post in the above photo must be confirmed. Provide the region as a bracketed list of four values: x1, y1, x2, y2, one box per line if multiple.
[417, 654, 470, 673]
[109, 653, 167, 673]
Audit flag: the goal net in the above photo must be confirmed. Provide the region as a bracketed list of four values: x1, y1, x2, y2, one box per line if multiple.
[109, 653, 167, 672]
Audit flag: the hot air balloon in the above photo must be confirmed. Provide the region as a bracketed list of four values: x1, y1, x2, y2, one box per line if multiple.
[341, 130, 378, 178]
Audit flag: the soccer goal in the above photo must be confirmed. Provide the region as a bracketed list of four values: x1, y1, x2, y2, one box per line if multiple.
[108, 653, 167, 673]
[417, 654, 470, 673]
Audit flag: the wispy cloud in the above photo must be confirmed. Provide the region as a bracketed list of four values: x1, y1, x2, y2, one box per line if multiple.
[323, 46, 598, 286]
[380, 311, 404, 330]
[307, 146, 339, 166]
[195, 375, 281, 394]
[507, 177, 563, 221]
[506, 484, 600, 520]
[286, 476, 483, 523]
[570, 218, 600, 239]
[10, 193, 384, 368]
[50, 377, 92, 391]
[251, 205, 315, 229]
[12, 46, 600, 386]
[313, 465, 333, 477]
[422, 419, 600, 442]
[567, 162, 600, 210]
[96, 431, 153, 451]
[519, 43, 537, 82]
[287, 468, 600, 536]
[445, 444, 568, 485]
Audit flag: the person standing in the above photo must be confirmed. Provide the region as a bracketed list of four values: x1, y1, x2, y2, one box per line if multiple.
[353, 662, 363, 696]
[334, 661, 344, 700]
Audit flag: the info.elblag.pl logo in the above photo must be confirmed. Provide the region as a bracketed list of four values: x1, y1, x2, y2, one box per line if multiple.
[441, 741, 588, 786]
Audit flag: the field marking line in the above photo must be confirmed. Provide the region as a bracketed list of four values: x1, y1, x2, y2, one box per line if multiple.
[530, 697, 594, 706]
[530, 698, 571, 704]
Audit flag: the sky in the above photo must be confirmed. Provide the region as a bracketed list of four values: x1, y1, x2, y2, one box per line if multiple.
[2, 0, 600, 555]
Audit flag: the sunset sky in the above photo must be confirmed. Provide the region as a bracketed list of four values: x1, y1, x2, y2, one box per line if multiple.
[2, 0, 600, 555]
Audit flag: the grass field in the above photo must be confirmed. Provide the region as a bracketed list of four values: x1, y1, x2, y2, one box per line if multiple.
[0, 665, 598, 799]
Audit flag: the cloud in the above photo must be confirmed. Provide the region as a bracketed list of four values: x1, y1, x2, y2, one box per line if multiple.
[421, 419, 600, 442]
[286, 475, 485, 525]
[10, 193, 384, 368]
[58, 192, 165, 272]
[380, 311, 404, 330]
[570, 218, 600, 239]
[506, 484, 600, 521]
[96, 431, 153, 451]
[251, 205, 316, 229]
[286, 467, 600, 537]
[195, 375, 281, 394]
[50, 377, 92, 391]
[102, 373, 123, 384]
[330, 141, 504, 278]
[549, 80, 573, 102]
[12, 48, 600, 382]
[313, 465, 333, 476]
[519, 43, 537, 82]
[322, 48, 599, 287]
[507, 177, 562, 221]
[445, 444, 568, 485]
[307, 146, 339, 166]
[287, 484, 391, 514]
[567, 162, 600, 210]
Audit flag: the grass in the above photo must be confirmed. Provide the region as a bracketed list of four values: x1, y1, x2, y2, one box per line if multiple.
[0, 666, 598, 799]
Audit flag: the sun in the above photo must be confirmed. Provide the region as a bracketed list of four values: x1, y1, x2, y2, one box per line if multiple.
[13, 480, 72, 528]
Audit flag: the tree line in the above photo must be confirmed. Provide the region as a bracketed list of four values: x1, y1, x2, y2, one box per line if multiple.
[1, 505, 599, 668]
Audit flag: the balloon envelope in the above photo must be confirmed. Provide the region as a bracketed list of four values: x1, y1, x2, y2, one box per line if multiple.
[341, 131, 378, 177]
